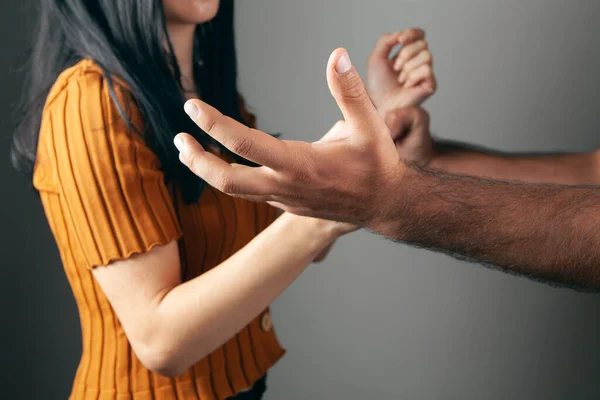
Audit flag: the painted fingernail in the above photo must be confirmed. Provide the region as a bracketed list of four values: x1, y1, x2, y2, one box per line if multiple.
[184, 101, 199, 119]
[174, 134, 185, 152]
[336, 51, 352, 74]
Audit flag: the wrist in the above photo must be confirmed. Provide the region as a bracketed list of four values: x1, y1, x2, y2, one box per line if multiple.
[367, 163, 421, 239]
[280, 212, 340, 247]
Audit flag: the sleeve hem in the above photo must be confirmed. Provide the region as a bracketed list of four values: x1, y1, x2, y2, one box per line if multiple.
[88, 228, 184, 269]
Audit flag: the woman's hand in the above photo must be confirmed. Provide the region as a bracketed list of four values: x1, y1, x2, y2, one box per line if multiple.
[385, 106, 436, 168]
[330, 220, 360, 236]
[311, 220, 358, 262]
[366, 28, 436, 117]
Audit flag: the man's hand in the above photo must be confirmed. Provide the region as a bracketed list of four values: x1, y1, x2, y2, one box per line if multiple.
[174, 49, 600, 290]
[367, 29, 436, 117]
[175, 48, 404, 227]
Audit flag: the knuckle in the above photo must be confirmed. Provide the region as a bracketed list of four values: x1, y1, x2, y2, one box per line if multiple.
[411, 107, 430, 127]
[201, 114, 219, 134]
[227, 135, 254, 157]
[423, 51, 433, 64]
[420, 64, 433, 75]
[287, 154, 314, 184]
[392, 108, 408, 123]
[221, 180, 239, 194]
[413, 28, 426, 38]
[430, 77, 438, 90]
[212, 171, 226, 189]
[217, 174, 238, 194]
[342, 75, 370, 106]
[404, 28, 423, 40]
[185, 153, 198, 171]
[355, 130, 378, 149]
[379, 32, 392, 42]
[398, 48, 409, 60]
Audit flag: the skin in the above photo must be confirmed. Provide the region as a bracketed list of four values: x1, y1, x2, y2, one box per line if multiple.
[92, 0, 439, 377]
[176, 48, 600, 291]
[367, 28, 436, 118]
[163, 0, 220, 93]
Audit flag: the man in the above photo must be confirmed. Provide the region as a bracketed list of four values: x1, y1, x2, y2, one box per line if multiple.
[174, 48, 600, 291]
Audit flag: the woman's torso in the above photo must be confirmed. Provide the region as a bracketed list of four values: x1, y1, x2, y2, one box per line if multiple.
[33, 60, 284, 400]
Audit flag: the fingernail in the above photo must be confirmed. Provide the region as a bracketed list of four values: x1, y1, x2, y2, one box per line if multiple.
[336, 51, 352, 74]
[174, 134, 185, 152]
[184, 101, 199, 119]
[394, 60, 403, 71]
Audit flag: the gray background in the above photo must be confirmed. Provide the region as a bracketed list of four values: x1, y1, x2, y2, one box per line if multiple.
[235, 1, 600, 399]
[2, 0, 600, 399]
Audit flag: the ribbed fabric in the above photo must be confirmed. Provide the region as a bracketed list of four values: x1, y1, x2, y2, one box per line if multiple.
[33, 60, 285, 400]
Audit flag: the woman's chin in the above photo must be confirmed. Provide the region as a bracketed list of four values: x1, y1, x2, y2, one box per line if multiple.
[164, 0, 220, 25]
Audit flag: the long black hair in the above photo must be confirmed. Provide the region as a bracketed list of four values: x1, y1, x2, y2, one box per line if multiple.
[12, 0, 245, 203]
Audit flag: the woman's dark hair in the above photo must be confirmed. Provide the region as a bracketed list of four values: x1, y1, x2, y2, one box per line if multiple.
[12, 0, 244, 203]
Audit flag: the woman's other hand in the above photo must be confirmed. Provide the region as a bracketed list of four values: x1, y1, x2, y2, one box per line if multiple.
[366, 28, 436, 117]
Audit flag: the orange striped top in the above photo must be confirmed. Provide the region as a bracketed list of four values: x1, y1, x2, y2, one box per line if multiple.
[33, 59, 285, 400]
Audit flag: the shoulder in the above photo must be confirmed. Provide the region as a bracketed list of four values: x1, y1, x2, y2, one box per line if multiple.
[45, 59, 106, 107]
[43, 59, 137, 121]
[40, 59, 142, 138]
[34, 59, 150, 191]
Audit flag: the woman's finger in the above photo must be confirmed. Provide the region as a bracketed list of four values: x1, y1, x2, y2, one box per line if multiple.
[393, 40, 428, 71]
[401, 49, 433, 76]
[397, 28, 426, 45]
[404, 64, 436, 89]
[369, 31, 402, 64]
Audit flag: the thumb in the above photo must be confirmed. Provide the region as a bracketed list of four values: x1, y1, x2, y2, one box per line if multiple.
[369, 32, 401, 63]
[327, 48, 381, 127]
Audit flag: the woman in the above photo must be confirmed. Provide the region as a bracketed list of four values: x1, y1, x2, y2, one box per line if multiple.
[12, 1, 436, 399]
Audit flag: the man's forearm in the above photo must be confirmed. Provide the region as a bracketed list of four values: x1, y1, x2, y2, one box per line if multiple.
[431, 140, 600, 185]
[373, 167, 600, 290]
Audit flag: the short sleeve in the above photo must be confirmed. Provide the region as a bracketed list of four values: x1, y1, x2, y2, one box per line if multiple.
[41, 72, 183, 269]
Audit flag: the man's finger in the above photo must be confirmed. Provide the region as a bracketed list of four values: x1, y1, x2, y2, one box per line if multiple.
[183, 99, 288, 169]
[326, 48, 383, 128]
[175, 133, 275, 198]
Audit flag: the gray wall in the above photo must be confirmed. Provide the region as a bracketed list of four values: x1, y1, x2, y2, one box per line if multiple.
[235, 1, 600, 399]
[2, 1, 600, 399]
